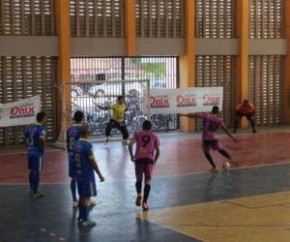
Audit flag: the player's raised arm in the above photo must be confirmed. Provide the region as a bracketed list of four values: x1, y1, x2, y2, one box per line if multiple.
[220, 124, 237, 142]
[96, 104, 109, 110]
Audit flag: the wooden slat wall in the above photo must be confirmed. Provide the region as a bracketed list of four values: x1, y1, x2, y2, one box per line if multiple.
[70, 0, 124, 37]
[195, 56, 236, 128]
[135, 0, 184, 38]
[0, 57, 57, 145]
[195, 0, 235, 38]
[249, 0, 285, 126]
[0, 0, 55, 35]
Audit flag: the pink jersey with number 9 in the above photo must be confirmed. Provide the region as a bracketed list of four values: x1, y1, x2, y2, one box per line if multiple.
[134, 130, 160, 161]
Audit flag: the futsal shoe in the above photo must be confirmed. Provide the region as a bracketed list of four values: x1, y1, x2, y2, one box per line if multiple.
[142, 202, 149, 211]
[89, 199, 96, 207]
[81, 219, 96, 227]
[32, 192, 44, 198]
[135, 195, 142, 206]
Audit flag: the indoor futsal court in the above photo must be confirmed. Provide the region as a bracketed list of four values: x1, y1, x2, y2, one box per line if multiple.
[1, 0, 290, 241]
[1, 128, 290, 242]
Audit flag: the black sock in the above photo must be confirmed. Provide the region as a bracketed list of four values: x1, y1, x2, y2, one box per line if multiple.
[219, 149, 231, 160]
[135, 181, 142, 194]
[204, 152, 216, 168]
[250, 121, 256, 131]
[143, 184, 151, 203]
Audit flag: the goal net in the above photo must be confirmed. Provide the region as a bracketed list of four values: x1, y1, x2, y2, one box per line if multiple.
[55, 79, 150, 147]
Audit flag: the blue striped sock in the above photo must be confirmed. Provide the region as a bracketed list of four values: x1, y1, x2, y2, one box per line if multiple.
[29, 172, 33, 192]
[34, 173, 40, 193]
[70, 179, 77, 201]
[79, 207, 84, 221]
[83, 206, 89, 221]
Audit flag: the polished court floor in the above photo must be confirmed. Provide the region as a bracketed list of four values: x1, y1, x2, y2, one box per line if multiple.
[1, 128, 290, 242]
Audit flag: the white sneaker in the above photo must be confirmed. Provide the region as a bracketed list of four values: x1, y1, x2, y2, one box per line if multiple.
[89, 199, 96, 207]
[73, 201, 78, 208]
[81, 219, 96, 227]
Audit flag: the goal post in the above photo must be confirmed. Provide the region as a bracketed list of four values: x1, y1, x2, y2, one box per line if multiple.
[57, 79, 151, 143]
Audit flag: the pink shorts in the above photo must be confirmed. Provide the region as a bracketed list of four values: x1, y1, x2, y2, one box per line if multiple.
[202, 139, 222, 152]
[135, 162, 154, 182]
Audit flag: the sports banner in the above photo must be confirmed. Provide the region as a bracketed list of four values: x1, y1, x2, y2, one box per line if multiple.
[0, 95, 41, 127]
[146, 87, 223, 114]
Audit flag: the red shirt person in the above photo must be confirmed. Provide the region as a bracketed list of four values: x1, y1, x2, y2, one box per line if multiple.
[233, 99, 256, 133]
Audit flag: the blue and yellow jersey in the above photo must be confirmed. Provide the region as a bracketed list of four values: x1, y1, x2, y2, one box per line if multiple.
[24, 123, 46, 155]
[66, 124, 83, 153]
[73, 138, 96, 182]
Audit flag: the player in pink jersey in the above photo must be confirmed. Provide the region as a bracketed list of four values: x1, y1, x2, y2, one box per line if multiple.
[181, 106, 237, 171]
[128, 120, 160, 211]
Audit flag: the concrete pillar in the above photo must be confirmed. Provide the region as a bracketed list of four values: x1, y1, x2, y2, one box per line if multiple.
[236, 0, 250, 127]
[284, 0, 290, 123]
[179, 0, 195, 132]
[55, 0, 71, 145]
[125, 0, 136, 55]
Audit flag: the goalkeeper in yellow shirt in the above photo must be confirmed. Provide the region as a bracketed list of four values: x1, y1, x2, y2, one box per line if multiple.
[97, 95, 129, 144]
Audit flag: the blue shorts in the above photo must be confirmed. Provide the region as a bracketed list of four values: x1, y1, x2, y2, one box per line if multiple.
[28, 154, 44, 172]
[77, 180, 97, 198]
[68, 153, 76, 178]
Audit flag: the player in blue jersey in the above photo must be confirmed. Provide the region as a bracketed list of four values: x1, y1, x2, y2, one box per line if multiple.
[66, 110, 84, 207]
[24, 111, 47, 198]
[74, 125, 105, 227]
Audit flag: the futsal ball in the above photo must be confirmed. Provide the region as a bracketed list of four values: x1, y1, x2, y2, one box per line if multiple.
[222, 161, 231, 170]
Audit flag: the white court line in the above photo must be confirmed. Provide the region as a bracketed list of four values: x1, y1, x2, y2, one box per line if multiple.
[153, 159, 290, 179]
[40, 228, 67, 241]
[1, 159, 290, 185]
[0, 182, 70, 186]
[0, 149, 63, 157]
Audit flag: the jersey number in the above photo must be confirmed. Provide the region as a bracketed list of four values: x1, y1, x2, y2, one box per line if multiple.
[28, 136, 34, 146]
[141, 135, 151, 147]
[75, 153, 81, 168]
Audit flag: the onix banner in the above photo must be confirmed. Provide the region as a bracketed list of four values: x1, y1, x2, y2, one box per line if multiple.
[0, 95, 41, 127]
[146, 87, 223, 114]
